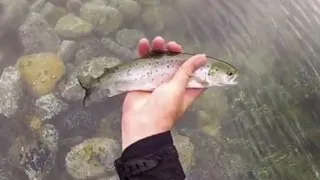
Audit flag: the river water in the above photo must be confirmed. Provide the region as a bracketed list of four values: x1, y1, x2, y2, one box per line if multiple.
[0, 0, 320, 179]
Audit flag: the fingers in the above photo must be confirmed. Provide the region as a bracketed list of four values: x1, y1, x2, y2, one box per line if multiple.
[138, 38, 150, 57]
[171, 54, 208, 89]
[152, 36, 166, 51]
[138, 36, 183, 57]
[166, 41, 183, 53]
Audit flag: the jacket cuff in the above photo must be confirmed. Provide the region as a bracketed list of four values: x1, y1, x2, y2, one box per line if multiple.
[120, 131, 173, 161]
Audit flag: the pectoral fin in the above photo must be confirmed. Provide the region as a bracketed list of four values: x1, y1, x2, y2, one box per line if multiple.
[185, 71, 209, 86]
[193, 76, 209, 86]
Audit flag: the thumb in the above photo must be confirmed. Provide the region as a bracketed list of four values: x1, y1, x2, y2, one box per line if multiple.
[171, 54, 207, 89]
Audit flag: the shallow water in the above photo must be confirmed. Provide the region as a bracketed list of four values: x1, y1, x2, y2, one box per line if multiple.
[0, 0, 320, 179]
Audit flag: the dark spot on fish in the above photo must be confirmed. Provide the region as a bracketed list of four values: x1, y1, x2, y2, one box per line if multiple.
[155, 69, 158, 72]
[156, 61, 159, 64]
[152, 78, 154, 81]
[167, 65, 170, 68]
[148, 62, 151, 65]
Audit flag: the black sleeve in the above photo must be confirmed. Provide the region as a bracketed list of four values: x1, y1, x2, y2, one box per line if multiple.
[114, 131, 186, 180]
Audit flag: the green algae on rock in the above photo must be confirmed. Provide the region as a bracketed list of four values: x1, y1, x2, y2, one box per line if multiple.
[65, 137, 120, 179]
[55, 13, 93, 39]
[16, 52, 66, 97]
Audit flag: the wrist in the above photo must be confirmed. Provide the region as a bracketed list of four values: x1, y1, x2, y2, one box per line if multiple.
[121, 124, 168, 151]
[121, 114, 173, 150]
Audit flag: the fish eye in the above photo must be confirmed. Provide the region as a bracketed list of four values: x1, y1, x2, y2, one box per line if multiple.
[227, 71, 234, 76]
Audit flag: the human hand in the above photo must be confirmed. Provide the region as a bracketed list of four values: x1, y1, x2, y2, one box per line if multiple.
[121, 36, 208, 150]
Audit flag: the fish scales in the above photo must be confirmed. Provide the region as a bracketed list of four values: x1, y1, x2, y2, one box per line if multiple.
[99, 53, 207, 92]
[77, 51, 239, 106]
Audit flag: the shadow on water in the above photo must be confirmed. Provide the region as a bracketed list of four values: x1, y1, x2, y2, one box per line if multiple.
[0, 0, 320, 179]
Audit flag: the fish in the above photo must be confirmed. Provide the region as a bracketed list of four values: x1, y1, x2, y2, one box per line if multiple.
[77, 50, 239, 106]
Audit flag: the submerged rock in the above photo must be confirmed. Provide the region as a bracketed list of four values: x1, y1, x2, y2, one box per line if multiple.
[61, 56, 121, 102]
[17, 52, 66, 97]
[35, 93, 69, 121]
[66, 0, 83, 14]
[65, 137, 120, 179]
[74, 36, 104, 63]
[57, 40, 78, 62]
[108, 0, 141, 22]
[0, 157, 15, 180]
[9, 129, 59, 180]
[134, 0, 158, 6]
[115, 29, 144, 49]
[30, 0, 47, 13]
[0, 0, 29, 38]
[49, 0, 68, 6]
[141, 6, 164, 32]
[18, 12, 61, 54]
[101, 38, 135, 60]
[0, 66, 22, 118]
[55, 109, 95, 137]
[80, 2, 122, 35]
[40, 2, 68, 26]
[172, 131, 195, 175]
[55, 13, 93, 39]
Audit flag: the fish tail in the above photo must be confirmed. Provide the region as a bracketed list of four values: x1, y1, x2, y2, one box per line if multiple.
[76, 75, 97, 107]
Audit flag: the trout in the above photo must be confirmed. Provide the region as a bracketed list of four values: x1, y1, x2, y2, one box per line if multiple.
[77, 51, 239, 106]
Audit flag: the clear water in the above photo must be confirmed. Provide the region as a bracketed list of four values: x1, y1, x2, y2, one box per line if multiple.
[0, 0, 320, 179]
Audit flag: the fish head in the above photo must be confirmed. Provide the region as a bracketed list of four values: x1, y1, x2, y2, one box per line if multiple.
[207, 61, 239, 86]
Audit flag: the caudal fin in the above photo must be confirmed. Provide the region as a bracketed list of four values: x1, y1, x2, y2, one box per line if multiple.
[76, 75, 97, 107]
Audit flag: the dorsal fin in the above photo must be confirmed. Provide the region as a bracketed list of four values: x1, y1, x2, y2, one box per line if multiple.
[144, 50, 181, 59]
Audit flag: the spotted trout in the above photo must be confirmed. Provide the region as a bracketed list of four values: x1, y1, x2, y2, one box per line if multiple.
[77, 51, 239, 106]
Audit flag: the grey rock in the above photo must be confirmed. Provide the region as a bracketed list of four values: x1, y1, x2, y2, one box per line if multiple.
[172, 131, 195, 176]
[38, 124, 59, 151]
[66, 0, 83, 14]
[18, 12, 61, 54]
[134, 0, 159, 6]
[30, 0, 47, 13]
[74, 36, 104, 63]
[108, 0, 141, 22]
[0, 66, 22, 118]
[35, 93, 69, 121]
[57, 40, 78, 62]
[55, 13, 93, 39]
[116, 28, 144, 49]
[61, 56, 121, 102]
[65, 137, 120, 179]
[49, 0, 68, 6]
[141, 6, 164, 32]
[0, 0, 29, 38]
[0, 157, 15, 180]
[40, 2, 68, 26]
[80, 2, 122, 35]
[58, 109, 94, 137]
[9, 136, 57, 180]
[101, 38, 135, 60]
